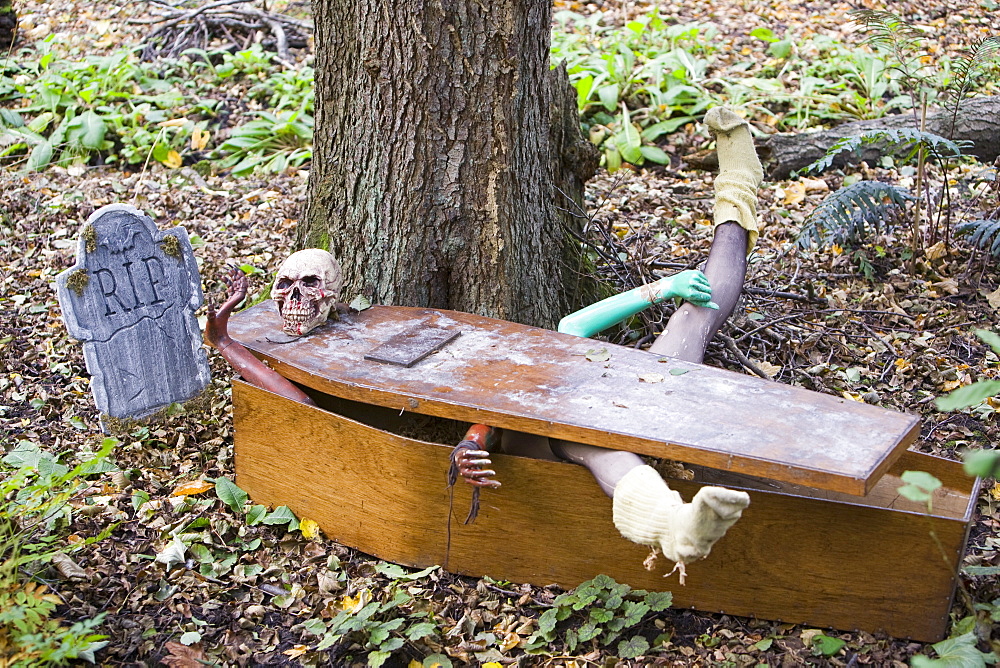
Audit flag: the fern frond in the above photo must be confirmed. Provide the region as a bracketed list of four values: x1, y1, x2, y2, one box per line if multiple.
[805, 128, 970, 175]
[849, 10, 924, 55]
[798, 181, 915, 248]
[943, 37, 1000, 105]
[942, 37, 1000, 137]
[956, 218, 1000, 257]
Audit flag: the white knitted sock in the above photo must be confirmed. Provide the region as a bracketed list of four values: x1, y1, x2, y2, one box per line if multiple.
[704, 107, 764, 251]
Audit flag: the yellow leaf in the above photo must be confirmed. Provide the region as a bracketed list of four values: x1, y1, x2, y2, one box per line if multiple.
[171, 480, 215, 497]
[408, 662, 423, 668]
[191, 128, 211, 151]
[338, 590, 370, 613]
[940, 379, 964, 392]
[990, 482, 1000, 502]
[162, 150, 183, 169]
[158, 118, 188, 128]
[830, 243, 844, 256]
[482, 663, 504, 668]
[499, 631, 521, 651]
[841, 391, 862, 402]
[283, 645, 308, 658]
[783, 181, 806, 206]
[300, 518, 321, 539]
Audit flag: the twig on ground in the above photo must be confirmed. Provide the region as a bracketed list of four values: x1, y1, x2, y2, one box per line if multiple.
[719, 333, 771, 379]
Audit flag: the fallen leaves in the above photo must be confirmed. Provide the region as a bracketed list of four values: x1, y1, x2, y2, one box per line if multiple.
[161, 642, 208, 668]
[171, 479, 215, 496]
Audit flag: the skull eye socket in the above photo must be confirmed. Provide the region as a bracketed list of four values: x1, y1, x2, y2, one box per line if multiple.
[275, 278, 293, 291]
[302, 276, 321, 288]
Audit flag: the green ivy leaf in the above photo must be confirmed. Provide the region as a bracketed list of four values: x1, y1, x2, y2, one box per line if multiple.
[367, 650, 391, 668]
[406, 622, 438, 640]
[644, 591, 673, 612]
[214, 476, 248, 514]
[963, 450, 1000, 479]
[263, 505, 298, 529]
[976, 329, 1000, 354]
[936, 380, 1000, 411]
[621, 600, 650, 627]
[811, 634, 846, 656]
[589, 608, 614, 623]
[910, 632, 996, 667]
[898, 470, 942, 504]
[618, 635, 650, 659]
[245, 504, 267, 525]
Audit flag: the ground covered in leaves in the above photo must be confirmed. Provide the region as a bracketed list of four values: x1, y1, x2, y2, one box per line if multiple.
[2, 0, 1000, 666]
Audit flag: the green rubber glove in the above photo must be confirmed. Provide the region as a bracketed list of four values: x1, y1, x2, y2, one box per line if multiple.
[558, 270, 718, 339]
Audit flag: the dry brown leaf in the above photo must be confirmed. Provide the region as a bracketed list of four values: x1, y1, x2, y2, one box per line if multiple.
[800, 176, 829, 193]
[985, 286, 1000, 310]
[51, 552, 87, 580]
[161, 642, 208, 668]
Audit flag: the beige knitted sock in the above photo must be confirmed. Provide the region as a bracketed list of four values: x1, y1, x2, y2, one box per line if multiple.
[704, 107, 764, 252]
[612, 465, 750, 577]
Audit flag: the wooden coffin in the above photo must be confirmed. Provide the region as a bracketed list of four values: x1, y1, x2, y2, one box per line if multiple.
[228, 303, 978, 642]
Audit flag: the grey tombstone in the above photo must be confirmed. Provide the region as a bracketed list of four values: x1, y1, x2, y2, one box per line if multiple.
[55, 204, 211, 419]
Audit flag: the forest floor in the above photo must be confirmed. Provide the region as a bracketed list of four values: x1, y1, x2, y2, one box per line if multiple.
[2, 0, 1000, 666]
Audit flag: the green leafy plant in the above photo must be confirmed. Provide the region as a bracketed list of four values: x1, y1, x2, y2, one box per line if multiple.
[936, 330, 1000, 412]
[956, 218, 1000, 258]
[310, 563, 443, 667]
[910, 631, 997, 667]
[551, 10, 718, 171]
[523, 574, 672, 659]
[797, 11, 1000, 268]
[798, 180, 914, 249]
[0, 43, 203, 170]
[214, 109, 313, 176]
[0, 439, 117, 665]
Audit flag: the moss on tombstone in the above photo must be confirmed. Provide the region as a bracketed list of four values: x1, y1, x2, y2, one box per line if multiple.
[66, 269, 89, 296]
[82, 223, 97, 253]
[160, 234, 182, 259]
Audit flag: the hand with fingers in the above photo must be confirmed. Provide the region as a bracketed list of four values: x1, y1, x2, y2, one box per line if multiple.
[204, 263, 317, 406]
[649, 270, 718, 310]
[206, 264, 249, 350]
[449, 424, 501, 489]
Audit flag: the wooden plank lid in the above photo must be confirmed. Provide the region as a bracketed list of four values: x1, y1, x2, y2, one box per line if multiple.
[227, 302, 920, 495]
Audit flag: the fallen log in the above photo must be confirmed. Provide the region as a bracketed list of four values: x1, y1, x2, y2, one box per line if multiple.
[762, 95, 1000, 179]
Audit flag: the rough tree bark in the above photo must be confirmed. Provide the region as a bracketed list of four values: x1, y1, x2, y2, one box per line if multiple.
[0, 0, 16, 51]
[762, 96, 1000, 179]
[300, 0, 598, 329]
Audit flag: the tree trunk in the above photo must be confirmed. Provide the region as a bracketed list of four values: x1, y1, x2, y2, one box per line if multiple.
[301, 0, 597, 329]
[0, 0, 16, 51]
[762, 96, 1000, 179]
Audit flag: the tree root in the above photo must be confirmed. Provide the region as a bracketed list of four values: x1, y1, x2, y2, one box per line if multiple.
[132, 0, 311, 62]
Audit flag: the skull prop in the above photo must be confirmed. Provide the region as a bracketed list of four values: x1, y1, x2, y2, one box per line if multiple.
[270, 249, 343, 336]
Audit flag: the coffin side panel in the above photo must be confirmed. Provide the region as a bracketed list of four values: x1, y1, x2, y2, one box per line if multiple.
[233, 380, 966, 642]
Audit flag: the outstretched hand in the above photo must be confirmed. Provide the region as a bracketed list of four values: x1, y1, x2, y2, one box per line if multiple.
[651, 270, 718, 310]
[453, 444, 501, 489]
[205, 265, 248, 349]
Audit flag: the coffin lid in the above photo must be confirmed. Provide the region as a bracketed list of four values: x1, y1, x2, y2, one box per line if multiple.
[228, 302, 920, 496]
